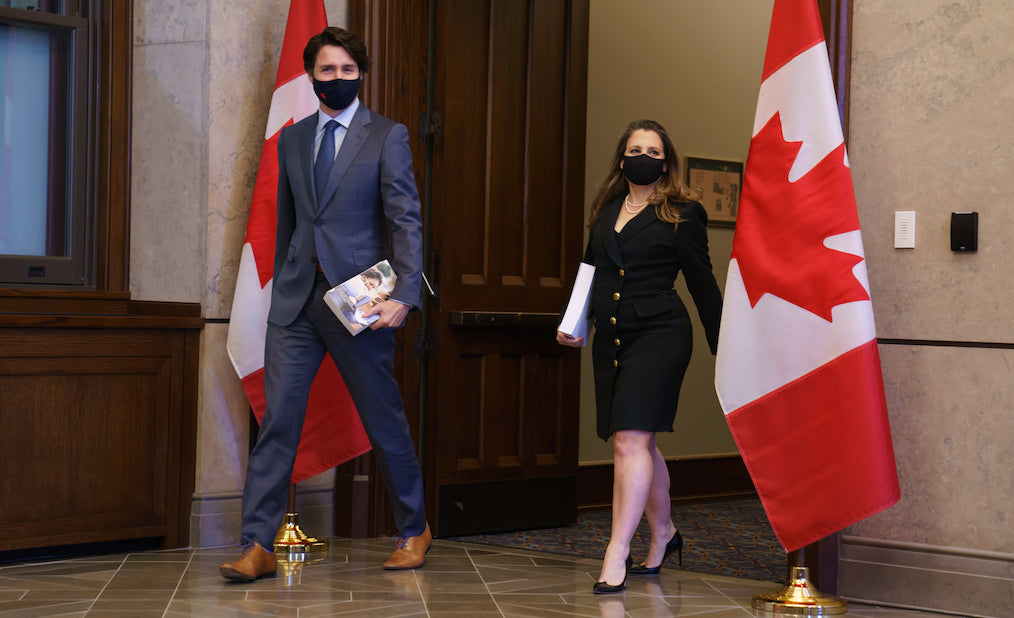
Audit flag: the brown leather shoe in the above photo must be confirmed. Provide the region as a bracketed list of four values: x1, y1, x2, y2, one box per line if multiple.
[382, 524, 432, 570]
[219, 542, 278, 582]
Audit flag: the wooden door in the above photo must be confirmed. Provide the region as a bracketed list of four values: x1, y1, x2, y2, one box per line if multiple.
[345, 0, 588, 537]
[426, 0, 589, 536]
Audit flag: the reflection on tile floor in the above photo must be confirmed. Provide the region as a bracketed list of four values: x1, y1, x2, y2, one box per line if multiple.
[0, 538, 954, 617]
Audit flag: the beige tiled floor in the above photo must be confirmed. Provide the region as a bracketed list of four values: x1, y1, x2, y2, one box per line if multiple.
[0, 538, 953, 617]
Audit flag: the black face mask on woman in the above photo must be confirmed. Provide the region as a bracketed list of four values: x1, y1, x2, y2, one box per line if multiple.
[621, 154, 666, 186]
[312, 76, 361, 111]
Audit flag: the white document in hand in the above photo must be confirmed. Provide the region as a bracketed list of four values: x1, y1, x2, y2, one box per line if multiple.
[558, 262, 595, 344]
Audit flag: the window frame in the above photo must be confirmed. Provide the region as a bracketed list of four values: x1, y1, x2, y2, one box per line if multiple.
[0, 2, 112, 290]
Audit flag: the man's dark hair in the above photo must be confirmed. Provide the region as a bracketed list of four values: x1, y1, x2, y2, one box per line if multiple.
[303, 27, 371, 74]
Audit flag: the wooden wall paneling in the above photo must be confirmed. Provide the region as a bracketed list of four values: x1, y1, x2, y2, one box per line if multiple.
[0, 357, 169, 533]
[0, 296, 201, 552]
[170, 327, 200, 548]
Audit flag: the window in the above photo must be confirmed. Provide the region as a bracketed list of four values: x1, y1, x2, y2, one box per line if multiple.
[0, 1, 89, 286]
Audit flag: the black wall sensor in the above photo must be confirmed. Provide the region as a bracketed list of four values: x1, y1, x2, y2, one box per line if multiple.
[950, 212, 978, 252]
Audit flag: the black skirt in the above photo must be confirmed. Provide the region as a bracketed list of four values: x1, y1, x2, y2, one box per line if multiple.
[591, 289, 693, 439]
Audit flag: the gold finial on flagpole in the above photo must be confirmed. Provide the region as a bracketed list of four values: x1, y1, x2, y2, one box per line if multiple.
[273, 485, 329, 561]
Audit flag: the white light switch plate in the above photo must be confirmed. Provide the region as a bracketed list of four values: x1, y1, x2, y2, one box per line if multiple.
[894, 211, 915, 249]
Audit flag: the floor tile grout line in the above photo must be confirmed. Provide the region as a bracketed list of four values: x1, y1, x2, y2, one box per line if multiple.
[162, 548, 195, 618]
[700, 576, 762, 614]
[83, 550, 130, 614]
[411, 563, 432, 618]
[467, 546, 507, 617]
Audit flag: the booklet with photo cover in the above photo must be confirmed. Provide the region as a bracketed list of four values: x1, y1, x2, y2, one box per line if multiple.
[323, 260, 397, 336]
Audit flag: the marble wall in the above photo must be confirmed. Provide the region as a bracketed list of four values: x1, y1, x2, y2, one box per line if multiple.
[842, 1, 1014, 613]
[131, 0, 349, 547]
[131, 1, 207, 305]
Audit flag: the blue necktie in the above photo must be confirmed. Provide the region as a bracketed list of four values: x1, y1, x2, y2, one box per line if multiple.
[314, 119, 339, 204]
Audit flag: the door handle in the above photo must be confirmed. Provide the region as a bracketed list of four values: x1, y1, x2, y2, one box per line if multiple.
[447, 311, 559, 327]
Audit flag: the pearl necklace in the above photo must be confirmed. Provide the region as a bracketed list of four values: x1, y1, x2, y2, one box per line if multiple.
[624, 194, 649, 215]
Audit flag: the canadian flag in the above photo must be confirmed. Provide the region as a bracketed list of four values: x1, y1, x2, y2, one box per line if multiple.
[715, 0, 900, 552]
[227, 0, 371, 483]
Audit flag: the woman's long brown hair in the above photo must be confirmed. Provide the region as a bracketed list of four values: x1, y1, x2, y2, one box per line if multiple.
[588, 119, 701, 228]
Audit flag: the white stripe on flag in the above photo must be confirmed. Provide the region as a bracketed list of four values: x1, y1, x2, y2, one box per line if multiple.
[265, 77, 321, 140]
[226, 242, 272, 378]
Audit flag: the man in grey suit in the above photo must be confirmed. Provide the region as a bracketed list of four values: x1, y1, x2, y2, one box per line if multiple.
[221, 27, 429, 582]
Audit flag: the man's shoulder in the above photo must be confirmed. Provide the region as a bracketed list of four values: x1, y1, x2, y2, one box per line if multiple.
[280, 113, 317, 139]
[354, 105, 402, 133]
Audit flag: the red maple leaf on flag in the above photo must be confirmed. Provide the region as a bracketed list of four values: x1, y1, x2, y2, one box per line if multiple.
[733, 112, 870, 321]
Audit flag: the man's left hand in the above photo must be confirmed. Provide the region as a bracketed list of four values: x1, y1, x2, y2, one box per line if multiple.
[361, 299, 410, 329]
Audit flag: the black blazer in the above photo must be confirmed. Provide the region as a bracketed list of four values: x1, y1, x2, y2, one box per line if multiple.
[585, 197, 722, 354]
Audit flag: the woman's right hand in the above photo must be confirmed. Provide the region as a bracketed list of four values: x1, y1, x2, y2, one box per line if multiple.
[556, 330, 584, 347]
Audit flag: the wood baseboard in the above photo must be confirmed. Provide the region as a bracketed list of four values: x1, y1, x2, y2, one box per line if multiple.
[577, 454, 756, 512]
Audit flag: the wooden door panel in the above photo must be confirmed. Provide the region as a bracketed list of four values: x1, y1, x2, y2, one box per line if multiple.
[487, 1, 528, 286]
[440, 330, 574, 482]
[434, 0, 584, 311]
[438, 0, 491, 289]
[428, 0, 588, 535]
[524, 1, 569, 287]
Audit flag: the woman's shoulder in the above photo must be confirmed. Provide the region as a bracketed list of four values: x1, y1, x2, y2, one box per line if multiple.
[673, 200, 708, 225]
[673, 199, 706, 216]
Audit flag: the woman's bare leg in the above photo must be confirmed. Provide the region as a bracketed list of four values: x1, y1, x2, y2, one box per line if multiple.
[640, 435, 677, 567]
[598, 429, 654, 584]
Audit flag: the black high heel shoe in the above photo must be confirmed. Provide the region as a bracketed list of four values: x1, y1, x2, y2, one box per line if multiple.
[593, 554, 632, 594]
[629, 530, 683, 575]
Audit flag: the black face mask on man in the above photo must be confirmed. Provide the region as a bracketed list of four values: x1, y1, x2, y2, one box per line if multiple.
[621, 154, 666, 186]
[312, 76, 361, 111]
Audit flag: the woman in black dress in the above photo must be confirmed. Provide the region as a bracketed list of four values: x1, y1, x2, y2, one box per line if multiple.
[557, 119, 722, 593]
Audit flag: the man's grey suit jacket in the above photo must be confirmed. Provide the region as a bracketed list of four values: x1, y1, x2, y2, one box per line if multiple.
[268, 103, 423, 327]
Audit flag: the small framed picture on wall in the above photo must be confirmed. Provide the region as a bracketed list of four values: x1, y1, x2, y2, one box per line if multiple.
[685, 157, 743, 227]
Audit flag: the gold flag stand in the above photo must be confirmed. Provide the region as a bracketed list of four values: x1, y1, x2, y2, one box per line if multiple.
[753, 551, 847, 615]
[273, 485, 329, 561]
